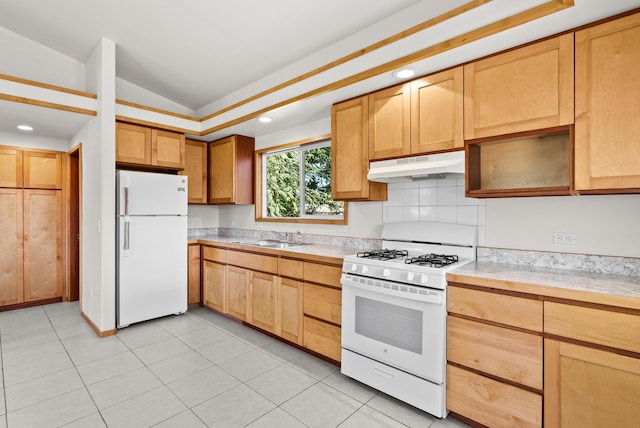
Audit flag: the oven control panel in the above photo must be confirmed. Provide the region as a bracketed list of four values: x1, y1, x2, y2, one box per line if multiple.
[343, 262, 445, 290]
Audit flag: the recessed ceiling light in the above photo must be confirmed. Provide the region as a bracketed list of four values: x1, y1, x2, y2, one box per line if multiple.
[258, 116, 273, 123]
[17, 124, 34, 131]
[392, 68, 416, 79]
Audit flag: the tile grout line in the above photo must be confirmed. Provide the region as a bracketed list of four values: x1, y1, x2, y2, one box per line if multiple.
[42, 304, 109, 428]
[0, 330, 9, 428]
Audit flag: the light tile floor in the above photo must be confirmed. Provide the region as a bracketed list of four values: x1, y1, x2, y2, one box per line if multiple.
[0, 302, 472, 428]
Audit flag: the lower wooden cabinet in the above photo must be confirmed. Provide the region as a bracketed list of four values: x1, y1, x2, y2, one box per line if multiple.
[187, 244, 201, 304]
[249, 271, 277, 333]
[544, 339, 640, 428]
[303, 315, 341, 362]
[226, 265, 250, 321]
[202, 260, 226, 312]
[277, 277, 303, 345]
[447, 284, 543, 427]
[447, 364, 543, 428]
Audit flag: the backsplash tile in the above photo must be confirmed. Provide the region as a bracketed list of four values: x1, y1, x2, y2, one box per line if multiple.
[383, 178, 484, 229]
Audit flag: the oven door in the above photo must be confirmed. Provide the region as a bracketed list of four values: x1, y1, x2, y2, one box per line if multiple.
[341, 274, 446, 383]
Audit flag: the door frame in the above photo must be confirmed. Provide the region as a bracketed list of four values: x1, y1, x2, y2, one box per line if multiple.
[67, 144, 82, 304]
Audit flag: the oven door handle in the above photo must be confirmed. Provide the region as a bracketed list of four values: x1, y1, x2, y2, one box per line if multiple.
[341, 276, 443, 305]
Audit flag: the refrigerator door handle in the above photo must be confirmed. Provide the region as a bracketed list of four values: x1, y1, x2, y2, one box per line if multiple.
[124, 187, 130, 215]
[123, 220, 131, 256]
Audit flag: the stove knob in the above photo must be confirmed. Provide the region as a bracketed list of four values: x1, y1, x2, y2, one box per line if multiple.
[407, 272, 415, 281]
[382, 268, 391, 277]
[420, 274, 429, 284]
[361, 266, 369, 274]
[350, 263, 358, 272]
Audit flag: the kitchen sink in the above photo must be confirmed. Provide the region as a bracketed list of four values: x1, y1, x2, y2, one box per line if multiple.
[231, 240, 305, 248]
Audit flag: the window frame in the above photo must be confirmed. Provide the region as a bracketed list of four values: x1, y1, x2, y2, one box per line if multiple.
[255, 134, 348, 225]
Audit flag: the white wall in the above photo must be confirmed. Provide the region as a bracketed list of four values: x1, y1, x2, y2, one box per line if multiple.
[0, 131, 69, 152]
[188, 205, 219, 229]
[486, 194, 640, 258]
[0, 26, 85, 90]
[116, 78, 196, 117]
[75, 38, 117, 332]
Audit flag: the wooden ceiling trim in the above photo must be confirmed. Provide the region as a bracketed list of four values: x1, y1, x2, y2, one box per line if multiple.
[199, 0, 488, 123]
[116, 99, 199, 121]
[200, 0, 574, 136]
[0, 93, 97, 116]
[0, 73, 97, 99]
[115, 116, 199, 135]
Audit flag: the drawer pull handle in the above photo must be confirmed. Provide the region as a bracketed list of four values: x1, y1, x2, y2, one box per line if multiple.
[374, 367, 395, 381]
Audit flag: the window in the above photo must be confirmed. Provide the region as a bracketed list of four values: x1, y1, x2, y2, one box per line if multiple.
[256, 136, 346, 224]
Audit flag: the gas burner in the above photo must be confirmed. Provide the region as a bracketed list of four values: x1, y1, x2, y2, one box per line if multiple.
[357, 249, 409, 261]
[405, 253, 459, 268]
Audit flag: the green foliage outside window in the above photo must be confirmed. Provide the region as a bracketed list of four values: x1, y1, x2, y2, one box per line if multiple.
[265, 142, 344, 219]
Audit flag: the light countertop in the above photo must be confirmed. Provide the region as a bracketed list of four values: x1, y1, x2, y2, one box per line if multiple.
[189, 234, 360, 265]
[448, 261, 640, 310]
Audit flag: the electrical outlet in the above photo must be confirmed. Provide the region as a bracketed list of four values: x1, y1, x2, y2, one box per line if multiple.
[553, 232, 576, 244]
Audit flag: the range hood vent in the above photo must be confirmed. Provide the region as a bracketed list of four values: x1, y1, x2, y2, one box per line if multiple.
[367, 151, 465, 183]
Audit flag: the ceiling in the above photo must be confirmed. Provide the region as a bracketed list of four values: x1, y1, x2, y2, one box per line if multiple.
[1, 0, 640, 141]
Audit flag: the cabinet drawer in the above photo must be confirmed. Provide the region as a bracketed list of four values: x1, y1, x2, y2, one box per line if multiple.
[202, 246, 226, 263]
[447, 364, 542, 428]
[303, 262, 342, 288]
[303, 316, 341, 361]
[278, 258, 303, 280]
[227, 250, 277, 274]
[448, 285, 542, 332]
[447, 316, 543, 390]
[544, 302, 640, 354]
[303, 283, 341, 324]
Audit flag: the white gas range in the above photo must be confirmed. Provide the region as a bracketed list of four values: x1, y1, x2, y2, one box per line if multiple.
[340, 221, 476, 418]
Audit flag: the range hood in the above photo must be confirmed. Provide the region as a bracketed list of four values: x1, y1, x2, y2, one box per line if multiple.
[367, 150, 465, 183]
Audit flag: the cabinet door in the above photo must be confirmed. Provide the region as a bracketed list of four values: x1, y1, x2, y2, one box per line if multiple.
[23, 189, 63, 302]
[23, 151, 63, 189]
[226, 265, 249, 321]
[116, 123, 151, 165]
[0, 189, 24, 306]
[180, 139, 208, 204]
[303, 283, 341, 324]
[575, 13, 640, 191]
[278, 277, 303, 345]
[544, 339, 640, 428]
[0, 147, 22, 188]
[331, 96, 386, 201]
[250, 272, 277, 333]
[411, 67, 463, 154]
[464, 34, 574, 139]
[188, 244, 201, 304]
[152, 129, 185, 169]
[202, 260, 225, 312]
[209, 137, 235, 204]
[368, 83, 411, 160]
[303, 315, 341, 362]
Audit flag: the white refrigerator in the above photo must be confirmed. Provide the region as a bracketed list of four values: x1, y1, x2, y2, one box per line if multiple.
[116, 170, 188, 328]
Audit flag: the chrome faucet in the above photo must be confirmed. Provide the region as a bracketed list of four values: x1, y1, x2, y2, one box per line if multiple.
[296, 231, 302, 244]
[271, 230, 292, 243]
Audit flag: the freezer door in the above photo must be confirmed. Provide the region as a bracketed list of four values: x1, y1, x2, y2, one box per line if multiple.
[117, 215, 187, 327]
[117, 170, 188, 216]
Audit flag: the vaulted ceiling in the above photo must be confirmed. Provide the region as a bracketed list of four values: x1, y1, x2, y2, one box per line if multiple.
[1, 0, 639, 140]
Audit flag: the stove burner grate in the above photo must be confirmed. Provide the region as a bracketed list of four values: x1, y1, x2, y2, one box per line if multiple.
[357, 249, 408, 261]
[405, 253, 459, 268]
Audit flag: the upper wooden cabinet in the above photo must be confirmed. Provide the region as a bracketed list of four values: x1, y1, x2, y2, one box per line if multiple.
[23, 151, 63, 189]
[464, 34, 574, 140]
[0, 147, 62, 190]
[116, 122, 185, 170]
[410, 67, 464, 154]
[0, 147, 23, 188]
[368, 83, 411, 160]
[180, 139, 208, 204]
[574, 13, 640, 193]
[208, 135, 254, 204]
[331, 96, 387, 201]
